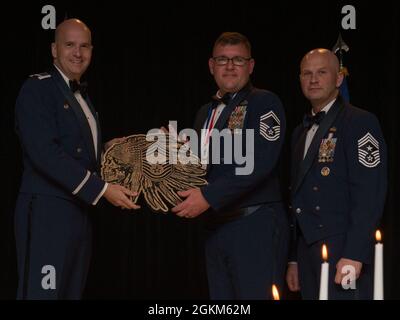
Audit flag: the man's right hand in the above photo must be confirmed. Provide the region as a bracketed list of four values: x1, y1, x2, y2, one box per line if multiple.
[103, 184, 141, 210]
[286, 263, 301, 292]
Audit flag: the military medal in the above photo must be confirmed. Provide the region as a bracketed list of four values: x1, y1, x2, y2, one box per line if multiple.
[321, 167, 330, 176]
[318, 133, 337, 163]
[228, 105, 247, 132]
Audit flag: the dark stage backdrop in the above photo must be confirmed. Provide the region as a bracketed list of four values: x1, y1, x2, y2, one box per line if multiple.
[1, 1, 399, 299]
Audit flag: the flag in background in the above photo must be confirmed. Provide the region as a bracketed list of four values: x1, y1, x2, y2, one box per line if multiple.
[333, 34, 350, 103]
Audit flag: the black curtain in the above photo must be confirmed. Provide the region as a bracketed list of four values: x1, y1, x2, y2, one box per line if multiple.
[1, 0, 399, 299]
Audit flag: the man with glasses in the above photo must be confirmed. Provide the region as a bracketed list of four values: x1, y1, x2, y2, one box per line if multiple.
[172, 32, 289, 299]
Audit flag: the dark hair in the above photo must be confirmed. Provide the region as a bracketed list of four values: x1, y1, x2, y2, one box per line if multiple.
[213, 32, 252, 56]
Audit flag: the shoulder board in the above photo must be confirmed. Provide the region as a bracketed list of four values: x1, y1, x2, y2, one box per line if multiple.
[29, 72, 51, 80]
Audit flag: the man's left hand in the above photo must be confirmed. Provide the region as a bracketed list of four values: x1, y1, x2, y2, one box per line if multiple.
[171, 188, 210, 218]
[335, 258, 363, 284]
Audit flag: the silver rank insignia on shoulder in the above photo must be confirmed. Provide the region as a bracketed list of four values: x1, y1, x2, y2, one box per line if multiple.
[29, 72, 51, 80]
[260, 111, 280, 141]
[358, 132, 380, 168]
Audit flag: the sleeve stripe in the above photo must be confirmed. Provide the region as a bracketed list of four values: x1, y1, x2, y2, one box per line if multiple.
[92, 182, 108, 205]
[72, 170, 91, 195]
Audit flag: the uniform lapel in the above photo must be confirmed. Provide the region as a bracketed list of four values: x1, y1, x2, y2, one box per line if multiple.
[202, 84, 253, 173]
[292, 97, 344, 194]
[85, 96, 103, 167]
[50, 68, 97, 166]
[291, 127, 308, 189]
[194, 103, 212, 136]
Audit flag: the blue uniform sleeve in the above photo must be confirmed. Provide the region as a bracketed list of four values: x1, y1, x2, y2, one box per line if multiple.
[342, 111, 387, 263]
[287, 125, 304, 263]
[201, 92, 286, 211]
[15, 79, 105, 205]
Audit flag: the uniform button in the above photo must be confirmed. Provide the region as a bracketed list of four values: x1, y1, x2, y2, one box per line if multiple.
[288, 186, 292, 191]
[77, 148, 82, 153]
[93, 172, 97, 176]
[296, 208, 302, 214]
[318, 224, 324, 228]
[313, 186, 319, 191]
[315, 206, 320, 211]
[288, 205, 293, 209]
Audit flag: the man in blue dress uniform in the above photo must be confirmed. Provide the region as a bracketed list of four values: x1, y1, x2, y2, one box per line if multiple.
[172, 32, 289, 299]
[286, 49, 387, 299]
[14, 19, 140, 299]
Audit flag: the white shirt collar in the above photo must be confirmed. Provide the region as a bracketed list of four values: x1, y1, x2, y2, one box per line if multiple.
[54, 64, 72, 87]
[311, 98, 336, 116]
[216, 90, 238, 100]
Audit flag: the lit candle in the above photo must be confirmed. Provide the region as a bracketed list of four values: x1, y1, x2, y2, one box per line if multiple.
[272, 284, 280, 300]
[319, 244, 329, 300]
[374, 230, 384, 300]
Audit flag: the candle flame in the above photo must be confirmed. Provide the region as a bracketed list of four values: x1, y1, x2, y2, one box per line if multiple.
[322, 244, 328, 261]
[272, 284, 280, 300]
[376, 230, 382, 242]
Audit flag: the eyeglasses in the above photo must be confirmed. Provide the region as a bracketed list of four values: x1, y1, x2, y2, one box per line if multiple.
[212, 56, 252, 66]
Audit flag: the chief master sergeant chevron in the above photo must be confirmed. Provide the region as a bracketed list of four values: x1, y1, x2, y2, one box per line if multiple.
[14, 18, 140, 300]
[286, 49, 387, 299]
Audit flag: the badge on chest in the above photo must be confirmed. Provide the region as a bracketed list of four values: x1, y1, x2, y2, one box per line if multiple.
[318, 130, 337, 163]
[228, 104, 247, 132]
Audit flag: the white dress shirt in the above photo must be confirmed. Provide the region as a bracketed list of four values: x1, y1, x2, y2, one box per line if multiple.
[55, 65, 98, 158]
[54, 65, 107, 205]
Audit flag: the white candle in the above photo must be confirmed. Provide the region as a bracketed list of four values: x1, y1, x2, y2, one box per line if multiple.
[374, 230, 384, 300]
[319, 244, 329, 300]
